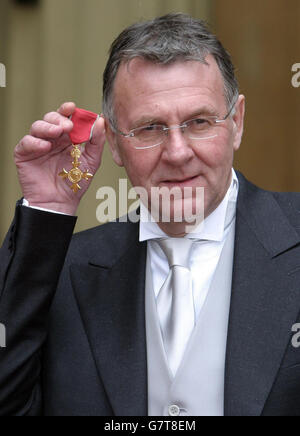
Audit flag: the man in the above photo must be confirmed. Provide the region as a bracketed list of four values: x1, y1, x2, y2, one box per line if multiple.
[0, 13, 300, 416]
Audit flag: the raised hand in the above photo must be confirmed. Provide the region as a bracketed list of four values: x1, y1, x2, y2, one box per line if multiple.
[14, 102, 106, 215]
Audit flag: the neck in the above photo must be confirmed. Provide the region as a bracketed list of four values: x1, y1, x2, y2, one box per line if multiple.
[157, 221, 190, 238]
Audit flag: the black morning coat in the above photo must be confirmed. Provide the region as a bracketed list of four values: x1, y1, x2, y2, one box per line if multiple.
[0, 172, 300, 416]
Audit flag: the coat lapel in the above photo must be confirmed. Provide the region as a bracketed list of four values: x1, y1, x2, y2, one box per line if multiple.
[70, 226, 148, 416]
[225, 174, 300, 416]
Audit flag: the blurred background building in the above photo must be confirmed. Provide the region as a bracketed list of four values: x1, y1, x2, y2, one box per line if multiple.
[0, 0, 299, 241]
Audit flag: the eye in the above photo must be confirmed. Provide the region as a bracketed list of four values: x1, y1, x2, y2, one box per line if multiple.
[133, 124, 164, 141]
[188, 118, 211, 130]
[193, 118, 209, 125]
[143, 125, 159, 132]
[141, 124, 163, 132]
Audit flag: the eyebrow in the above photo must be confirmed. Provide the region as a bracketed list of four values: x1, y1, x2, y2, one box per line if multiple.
[130, 118, 160, 130]
[130, 106, 219, 129]
[186, 106, 219, 119]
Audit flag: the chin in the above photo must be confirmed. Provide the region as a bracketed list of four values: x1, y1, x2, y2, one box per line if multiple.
[150, 196, 205, 225]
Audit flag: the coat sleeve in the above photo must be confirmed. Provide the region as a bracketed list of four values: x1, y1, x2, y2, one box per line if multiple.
[0, 202, 77, 415]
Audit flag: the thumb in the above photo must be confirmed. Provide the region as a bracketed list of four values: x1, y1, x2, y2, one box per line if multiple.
[57, 102, 76, 117]
[85, 116, 106, 158]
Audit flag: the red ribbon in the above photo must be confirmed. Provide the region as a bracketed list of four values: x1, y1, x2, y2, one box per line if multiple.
[69, 108, 100, 145]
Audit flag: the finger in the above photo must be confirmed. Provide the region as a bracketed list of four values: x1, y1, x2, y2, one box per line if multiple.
[30, 120, 65, 140]
[43, 112, 71, 125]
[84, 117, 106, 159]
[43, 111, 74, 131]
[90, 117, 106, 146]
[15, 135, 52, 160]
[32, 118, 73, 140]
[57, 102, 76, 118]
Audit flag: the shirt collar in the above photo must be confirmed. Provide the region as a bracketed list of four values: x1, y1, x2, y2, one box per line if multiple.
[139, 169, 239, 242]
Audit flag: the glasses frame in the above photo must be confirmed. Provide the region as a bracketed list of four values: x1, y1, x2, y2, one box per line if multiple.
[114, 97, 238, 150]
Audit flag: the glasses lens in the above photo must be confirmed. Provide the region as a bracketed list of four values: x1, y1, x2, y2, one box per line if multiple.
[133, 125, 165, 148]
[186, 117, 217, 139]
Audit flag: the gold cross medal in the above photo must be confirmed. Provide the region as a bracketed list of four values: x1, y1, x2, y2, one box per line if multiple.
[59, 108, 100, 193]
[59, 145, 93, 193]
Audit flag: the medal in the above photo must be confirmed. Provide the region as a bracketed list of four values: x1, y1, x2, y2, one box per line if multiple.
[59, 108, 100, 193]
[59, 145, 93, 193]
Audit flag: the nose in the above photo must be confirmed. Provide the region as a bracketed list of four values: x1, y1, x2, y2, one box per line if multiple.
[161, 127, 194, 166]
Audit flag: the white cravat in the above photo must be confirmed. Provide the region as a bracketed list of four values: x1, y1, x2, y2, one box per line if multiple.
[156, 238, 195, 376]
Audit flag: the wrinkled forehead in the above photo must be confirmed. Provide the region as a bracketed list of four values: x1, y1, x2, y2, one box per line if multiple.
[113, 56, 227, 119]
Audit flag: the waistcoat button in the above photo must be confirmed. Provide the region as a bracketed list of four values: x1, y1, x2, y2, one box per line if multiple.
[168, 404, 180, 416]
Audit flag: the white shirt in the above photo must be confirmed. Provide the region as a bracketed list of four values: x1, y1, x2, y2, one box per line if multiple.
[22, 199, 68, 215]
[140, 169, 239, 320]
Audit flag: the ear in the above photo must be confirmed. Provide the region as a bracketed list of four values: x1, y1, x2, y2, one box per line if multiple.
[105, 119, 124, 167]
[232, 95, 245, 151]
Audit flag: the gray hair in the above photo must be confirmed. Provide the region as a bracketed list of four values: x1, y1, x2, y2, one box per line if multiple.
[102, 13, 239, 128]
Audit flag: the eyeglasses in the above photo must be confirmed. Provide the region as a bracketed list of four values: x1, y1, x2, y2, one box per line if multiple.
[115, 98, 237, 150]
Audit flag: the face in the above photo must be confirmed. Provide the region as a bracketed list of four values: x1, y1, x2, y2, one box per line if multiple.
[106, 56, 245, 236]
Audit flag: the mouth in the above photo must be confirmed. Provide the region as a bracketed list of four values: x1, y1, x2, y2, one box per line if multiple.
[159, 175, 200, 188]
